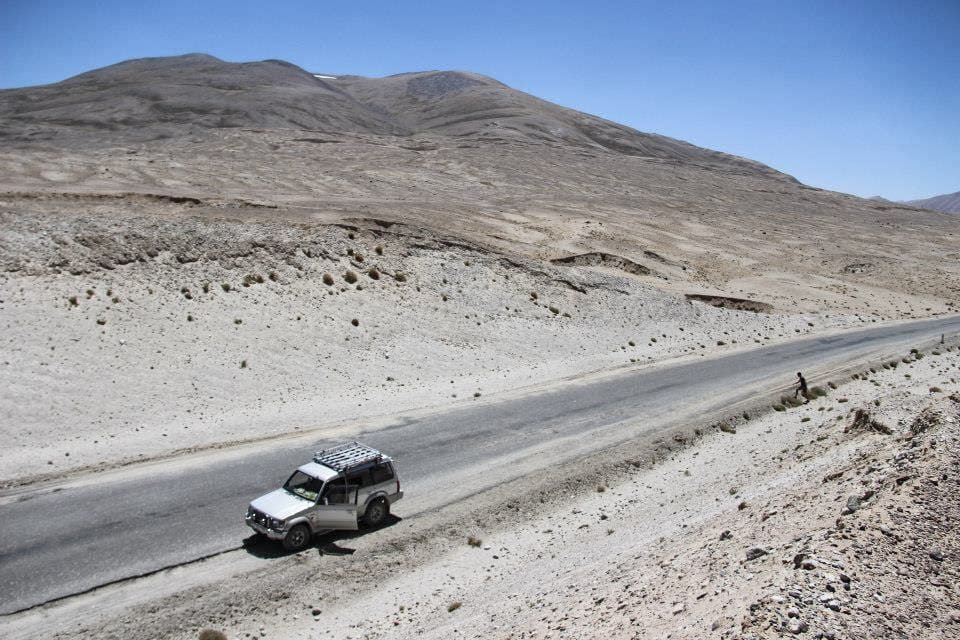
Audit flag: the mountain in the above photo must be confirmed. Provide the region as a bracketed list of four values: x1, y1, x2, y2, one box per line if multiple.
[0, 54, 788, 180]
[903, 191, 960, 214]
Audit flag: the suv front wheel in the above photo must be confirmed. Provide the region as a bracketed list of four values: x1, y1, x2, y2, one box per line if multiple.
[361, 497, 389, 528]
[283, 524, 311, 552]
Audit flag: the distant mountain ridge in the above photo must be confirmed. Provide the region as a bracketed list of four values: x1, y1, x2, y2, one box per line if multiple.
[0, 53, 790, 181]
[903, 191, 960, 214]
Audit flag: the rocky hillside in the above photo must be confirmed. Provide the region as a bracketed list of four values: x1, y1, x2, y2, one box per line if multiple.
[0, 54, 785, 179]
[905, 190, 960, 214]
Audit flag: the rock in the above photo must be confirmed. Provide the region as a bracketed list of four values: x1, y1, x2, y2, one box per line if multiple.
[746, 547, 768, 561]
[786, 607, 800, 618]
[929, 549, 945, 562]
[787, 619, 809, 634]
[826, 599, 842, 612]
[843, 495, 862, 514]
[720, 530, 733, 541]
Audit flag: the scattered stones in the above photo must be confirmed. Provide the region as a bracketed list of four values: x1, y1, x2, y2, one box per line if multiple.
[745, 547, 768, 561]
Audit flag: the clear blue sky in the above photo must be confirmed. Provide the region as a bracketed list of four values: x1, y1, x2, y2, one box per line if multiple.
[2, 1, 957, 200]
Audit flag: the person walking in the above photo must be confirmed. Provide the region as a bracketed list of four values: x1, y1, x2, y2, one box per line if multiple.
[794, 371, 809, 401]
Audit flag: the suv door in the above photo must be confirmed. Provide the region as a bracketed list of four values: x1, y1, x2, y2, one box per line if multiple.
[310, 477, 359, 530]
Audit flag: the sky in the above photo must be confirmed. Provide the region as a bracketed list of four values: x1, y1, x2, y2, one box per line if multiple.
[1, 0, 957, 201]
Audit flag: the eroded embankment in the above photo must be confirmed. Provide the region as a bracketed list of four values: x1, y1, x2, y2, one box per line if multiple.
[0, 207, 842, 483]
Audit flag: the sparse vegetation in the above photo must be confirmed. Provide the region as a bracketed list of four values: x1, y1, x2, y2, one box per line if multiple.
[368, 267, 380, 280]
[344, 270, 358, 284]
[467, 536, 482, 547]
[351, 318, 359, 326]
[845, 408, 891, 435]
[809, 385, 827, 398]
[221, 283, 231, 292]
[68, 296, 78, 306]
[393, 272, 407, 282]
[198, 630, 228, 640]
[234, 318, 242, 325]
[447, 601, 462, 612]
[780, 394, 804, 408]
[322, 273, 335, 286]
[375, 245, 384, 255]
[240, 360, 247, 369]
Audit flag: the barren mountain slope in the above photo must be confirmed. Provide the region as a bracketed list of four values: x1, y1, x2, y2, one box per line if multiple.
[0, 54, 403, 142]
[905, 190, 960, 214]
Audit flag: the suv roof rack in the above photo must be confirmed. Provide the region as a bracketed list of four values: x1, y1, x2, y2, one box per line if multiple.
[313, 441, 385, 472]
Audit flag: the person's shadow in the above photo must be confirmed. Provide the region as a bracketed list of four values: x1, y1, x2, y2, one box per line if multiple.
[241, 514, 402, 559]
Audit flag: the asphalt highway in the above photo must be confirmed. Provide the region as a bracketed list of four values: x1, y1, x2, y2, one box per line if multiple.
[2, 315, 959, 614]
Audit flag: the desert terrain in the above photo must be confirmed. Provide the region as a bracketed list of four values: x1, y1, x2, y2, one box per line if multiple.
[0, 54, 958, 638]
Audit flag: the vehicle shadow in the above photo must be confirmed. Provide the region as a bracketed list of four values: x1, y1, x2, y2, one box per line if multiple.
[241, 514, 402, 559]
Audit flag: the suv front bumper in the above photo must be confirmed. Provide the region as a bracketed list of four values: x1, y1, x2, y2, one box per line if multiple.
[245, 515, 287, 541]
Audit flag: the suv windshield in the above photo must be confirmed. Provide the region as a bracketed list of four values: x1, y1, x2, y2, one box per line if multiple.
[283, 471, 324, 501]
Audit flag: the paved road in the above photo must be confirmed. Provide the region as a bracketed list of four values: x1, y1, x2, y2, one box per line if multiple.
[2, 316, 958, 614]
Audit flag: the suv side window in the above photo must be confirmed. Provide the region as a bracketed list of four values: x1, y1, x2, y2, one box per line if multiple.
[345, 469, 372, 488]
[321, 478, 358, 505]
[370, 462, 395, 485]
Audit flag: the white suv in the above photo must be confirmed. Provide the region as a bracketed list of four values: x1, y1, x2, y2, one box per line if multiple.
[245, 442, 403, 551]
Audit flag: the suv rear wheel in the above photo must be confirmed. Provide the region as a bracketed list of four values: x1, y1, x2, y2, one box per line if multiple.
[361, 497, 389, 528]
[282, 524, 311, 551]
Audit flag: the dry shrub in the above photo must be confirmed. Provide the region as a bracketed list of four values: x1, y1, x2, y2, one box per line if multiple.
[322, 273, 335, 286]
[467, 536, 482, 547]
[198, 630, 227, 640]
[809, 386, 828, 398]
[910, 407, 941, 435]
[344, 270, 358, 284]
[447, 601, 462, 612]
[780, 394, 804, 408]
[368, 267, 380, 280]
[845, 408, 892, 435]
[393, 272, 407, 282]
